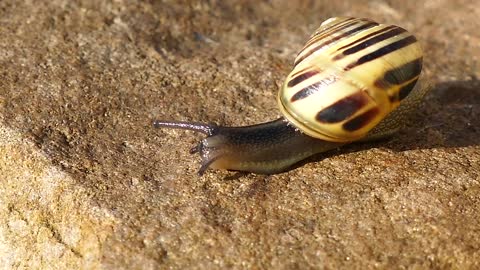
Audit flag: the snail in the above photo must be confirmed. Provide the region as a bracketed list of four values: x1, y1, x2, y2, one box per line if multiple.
[153, 17, 428, 175]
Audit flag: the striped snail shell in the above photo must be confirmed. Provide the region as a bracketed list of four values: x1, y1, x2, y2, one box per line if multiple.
[154, 17, 428, 175]
[278, 17, 423, 142]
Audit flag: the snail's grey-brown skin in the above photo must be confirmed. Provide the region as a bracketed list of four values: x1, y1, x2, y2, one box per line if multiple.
[153, 78, 428, 175]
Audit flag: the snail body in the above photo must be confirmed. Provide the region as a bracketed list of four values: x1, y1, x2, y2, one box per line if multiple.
[154, 17, 428, 175]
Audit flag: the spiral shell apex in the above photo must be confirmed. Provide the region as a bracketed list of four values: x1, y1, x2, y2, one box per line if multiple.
[278, 17, 423, 142]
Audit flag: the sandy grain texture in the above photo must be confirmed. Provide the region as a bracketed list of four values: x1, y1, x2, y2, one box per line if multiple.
[1, 0, 479, 269]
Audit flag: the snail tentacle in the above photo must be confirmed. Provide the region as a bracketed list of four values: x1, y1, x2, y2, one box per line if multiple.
[152, 120, 217, 135]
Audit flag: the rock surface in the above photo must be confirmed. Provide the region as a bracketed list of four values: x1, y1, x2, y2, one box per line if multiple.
[1, 0, 479, 269]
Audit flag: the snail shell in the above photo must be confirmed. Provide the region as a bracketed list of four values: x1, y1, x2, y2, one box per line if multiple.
[153, 17, 427, 175]
[279, 17, 423, 142]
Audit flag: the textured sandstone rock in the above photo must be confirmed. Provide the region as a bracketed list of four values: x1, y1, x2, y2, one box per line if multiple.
[1, 0, 479, 269]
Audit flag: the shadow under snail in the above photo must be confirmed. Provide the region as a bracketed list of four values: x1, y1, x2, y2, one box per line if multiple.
[153, 17, 429, 175]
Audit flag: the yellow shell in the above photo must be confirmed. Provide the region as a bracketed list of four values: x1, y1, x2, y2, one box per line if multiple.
[278, 17, 423, 142]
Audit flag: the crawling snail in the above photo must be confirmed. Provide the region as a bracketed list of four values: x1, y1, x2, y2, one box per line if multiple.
[154, 17, 428, 175]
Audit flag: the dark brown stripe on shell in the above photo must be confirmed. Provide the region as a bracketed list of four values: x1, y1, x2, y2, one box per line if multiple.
[313, 17, 356, 36]
[290, 82, 322, 102]
[290, 75, 338, 102]
[384, 58, 422, 84]
[296, 18, 370, 66]
[342, 107, 380, 132]
[310, 18, 361, 43]
[316, 92, 370, 123]
[399, 79, 418, 100]
[318, 22, 379, 49]
[342, 27, 407, 56]
[389, 94, 399, 103]
[335, 25, 397, 52]
[344, 35, 418, 71]
[374, 57, 422, 89]
[303, 20, 358, 51]
[287, 70, 320, 87]
[289, 66, 311, 78]
[295, 21, 379, 66]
